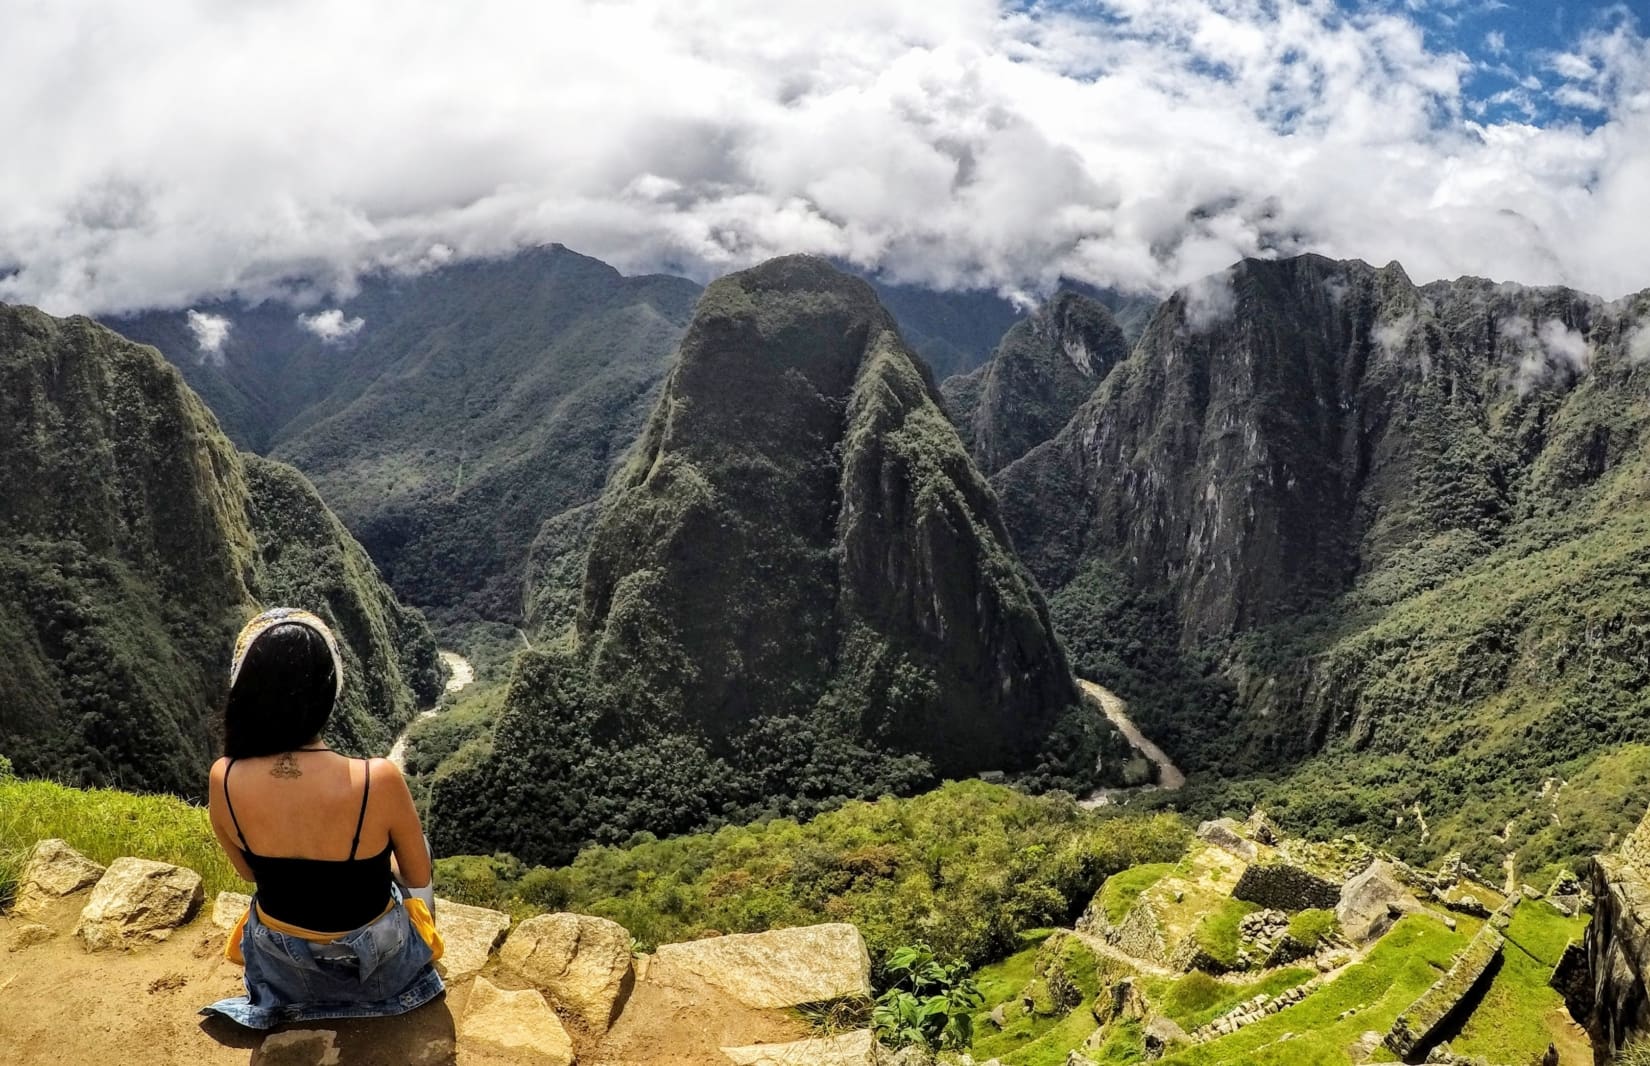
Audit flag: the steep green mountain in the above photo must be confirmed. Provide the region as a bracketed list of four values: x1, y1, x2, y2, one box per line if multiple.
[426, 256, 1131, 865]
[0, 303, 442, 797]
[992, 253, 1650, 869]
[110, 246, 704, 636]
[940, 290, 1131, 474]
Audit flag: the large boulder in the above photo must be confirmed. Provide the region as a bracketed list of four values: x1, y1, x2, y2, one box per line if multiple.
[458, 976, 574, 1066]
[212, 891, 252, 932]
[73, 857, 204, 951]
[13, 839, 105, 916]
[1144, 1015, 1191, 1059]
[653, 923, 872, 1009]
[1337, 860, 1421, 944]
[499, 912, 634, 1034]
[1196, 819, 1258, 862]
[435, 897, 512, 980]
[721, 1029, 885, 1065]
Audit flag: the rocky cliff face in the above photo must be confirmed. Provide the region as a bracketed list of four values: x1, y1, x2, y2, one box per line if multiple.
[430, 257, 1123, 865]
[1577, 808, 1650, 1058]
[941, 291, 1129, 476]
[999, 253, 1638, 641]
[989, 254, 1650, 865]
[0, 304, 441, 795]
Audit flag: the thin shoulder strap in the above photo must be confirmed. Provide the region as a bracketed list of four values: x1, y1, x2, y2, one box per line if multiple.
[223, 758, 250, 852]
[349, 758, 371, 860]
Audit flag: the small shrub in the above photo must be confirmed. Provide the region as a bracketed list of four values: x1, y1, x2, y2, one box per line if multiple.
[871, 943, 982, 1051]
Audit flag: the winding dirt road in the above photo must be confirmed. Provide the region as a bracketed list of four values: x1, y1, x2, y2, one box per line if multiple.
[1079, 678, 1186, 791]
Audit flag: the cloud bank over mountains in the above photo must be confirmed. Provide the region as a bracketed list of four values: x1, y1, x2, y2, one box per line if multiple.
[2, 0, 1648, 314]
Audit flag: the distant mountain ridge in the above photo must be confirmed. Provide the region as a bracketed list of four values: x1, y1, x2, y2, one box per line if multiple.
[941, 289, 1131, 475]
[109, 246, 703, 636]
[0, 303, 442, 795]
[111, 247, 1156, 645]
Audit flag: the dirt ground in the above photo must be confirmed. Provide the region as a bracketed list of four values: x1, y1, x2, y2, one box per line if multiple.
[0, 900, 805, 1066]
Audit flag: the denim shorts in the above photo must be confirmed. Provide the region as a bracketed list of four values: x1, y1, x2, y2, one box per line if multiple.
[201, 886, 445, 1030]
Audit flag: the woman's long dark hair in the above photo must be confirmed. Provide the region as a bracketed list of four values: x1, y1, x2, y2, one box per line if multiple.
[221, 623, 338, 758]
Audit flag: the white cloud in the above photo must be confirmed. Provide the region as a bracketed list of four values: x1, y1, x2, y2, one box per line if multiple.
[1485, 30, 1507, 56]
[185, 310, 231, 363]
[0, 1, 1647, 315]
[1374, 313, 1417, 360]
[298, 308, 365, 342]
[1181, 269, 1238, 333]
[1629, 321, 1650, 365]
[1501, 314, 1592, 395]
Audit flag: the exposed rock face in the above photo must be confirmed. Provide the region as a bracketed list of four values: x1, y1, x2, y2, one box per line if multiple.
[1144, 1014, 1191, 1058]
[1091, 977, 1149, 1025]
[944, 291, 1129, 475]
[74, 857, 204, 951]
[211, 891, 252, 932]
[0, 303, 441, 795]
[7, 923, 55, 950]
[991, 254, 1650, 806]
[13, 839, 105, 916]
[499, 912, 634, 1034]
[1337, 860, 1420, 943]
[435, 898, 512, 981]
[653, 923, 873, 1009]
[1197, 819, 1259, 862]
[721, 1029, 885, 1066]
[254, 1029, 341, 1066]
[1577, 808, 1650, 1054]
[576, 256, 1079, 774]
[458, 976, 575, 1066]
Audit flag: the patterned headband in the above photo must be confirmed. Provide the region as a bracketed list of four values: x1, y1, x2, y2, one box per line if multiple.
[230, 607, 345, 700]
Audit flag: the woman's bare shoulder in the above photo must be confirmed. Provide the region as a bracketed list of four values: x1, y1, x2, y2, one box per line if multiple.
[365, 756, 407, 784]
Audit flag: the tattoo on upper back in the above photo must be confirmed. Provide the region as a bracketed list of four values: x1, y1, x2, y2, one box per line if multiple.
[270, 753, 302, 779]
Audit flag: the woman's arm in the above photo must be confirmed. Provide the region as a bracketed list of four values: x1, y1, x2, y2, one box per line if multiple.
[373, 758, 433, 890]
[207, 758, 257, 884]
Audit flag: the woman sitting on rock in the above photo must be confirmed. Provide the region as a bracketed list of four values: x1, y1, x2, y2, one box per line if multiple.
[201, 607, 445, 1029]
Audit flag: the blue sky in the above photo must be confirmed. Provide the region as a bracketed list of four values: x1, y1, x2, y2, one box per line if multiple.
[1401, 0, 1649, 125]
[3, 0, 1650, 316]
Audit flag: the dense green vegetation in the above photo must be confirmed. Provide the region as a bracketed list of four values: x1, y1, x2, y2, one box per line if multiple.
[434, 779, 1189, 970]
[0, 303, 440, 795]
[426, 257, 1131, 864]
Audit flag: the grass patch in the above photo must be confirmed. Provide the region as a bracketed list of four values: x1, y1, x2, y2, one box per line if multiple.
[1449, 904, 1591, 1064]
[1098, 863, 1176, 924]
[968, 932, 1126, 1064]
[1155, 913, 1466, 1065]
[1288, 908, 1338, 949]
[1190, 896, 1261, 970]
[0, 777, 244, 905]
[1148, 968, 1318, 1032]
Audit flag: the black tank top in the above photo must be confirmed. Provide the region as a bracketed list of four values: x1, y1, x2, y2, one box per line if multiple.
[224, 756, 394, 932]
